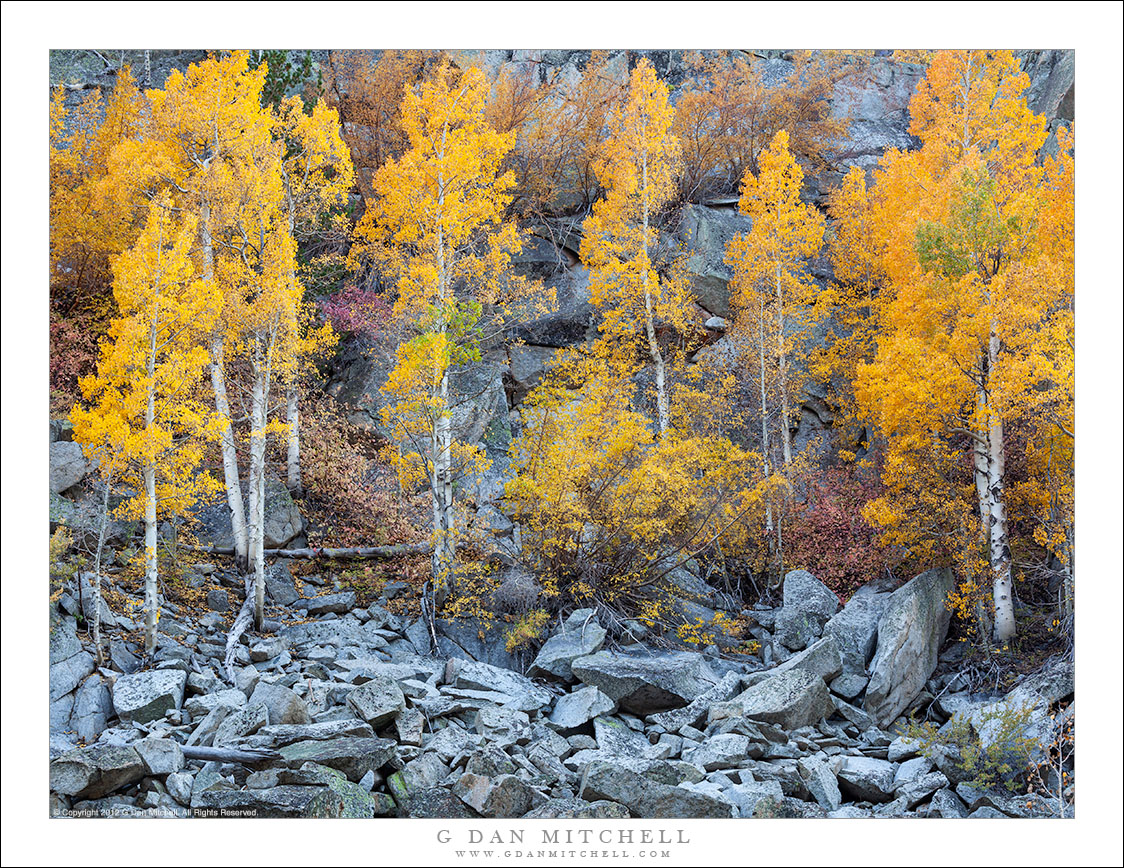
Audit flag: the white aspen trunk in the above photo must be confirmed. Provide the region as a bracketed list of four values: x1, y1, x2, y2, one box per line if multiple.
[249, 338, 268, 630]
[144, 463, 159, 655]
[973, 373, 994, 639]
[211, 336, 249, 570]
[640, 143, 669, 435]
[202, 201, 249, 569]
[144, 246, 161, 656]
[758, 296, 774, 557]
[776, 262, 793, 466]
[91, 473, 111, 666]
[286, 386, 302, 496]
[431, 369, 455, 606]
[987, 329, 1016, 642]
[429, 119, 455, 603]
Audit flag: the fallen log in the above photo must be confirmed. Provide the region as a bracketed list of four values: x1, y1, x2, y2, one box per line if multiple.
[180, 745, 281, 765]
[194, 543, 432, 560]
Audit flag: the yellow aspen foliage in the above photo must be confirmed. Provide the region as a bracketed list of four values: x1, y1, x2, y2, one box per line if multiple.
[580, 58, 691, 436]
[71, 196, 223, 653]
[50, 67, 147, 307]
[726, 129, 826, 469]
[506, 353, 766, 616]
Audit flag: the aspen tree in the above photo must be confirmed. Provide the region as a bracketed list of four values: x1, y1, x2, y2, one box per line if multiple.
[353, 62, 529, 603]
[71, 197, 222, 654]
[580, 58, 689, 437]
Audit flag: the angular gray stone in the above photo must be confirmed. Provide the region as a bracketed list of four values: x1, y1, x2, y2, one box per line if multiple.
[49, 608, 83, 664]
[278, 737, 397, 782]
[829, 672, 869, 700]
[134, 737, 185, 775]
[448, 659, 552, 710]
[897, 771, 950, 809]
[524, 798, 630, 819]
[473, 705, 531, 744]
[50, 744, 145, 799]
[865, 568, 955, 727]
[645, 670, 744, 733]
[112, 669, 187, 723]
[453, 773, 533, 818]
[823, 590, 890, 673]
[736, 669, 833, 730]
[837, 755, 897, 803]
[724, 781, 785, 817]
[746, 635, 842, 688]
[549, 686, 617, 731]
[212, 703, 269, 747]
[50, 650, 95, 702]
[925, 787, 968, 818]
[798, 757, 842, 812]
[191, 785, 346, 818]
[70, 674, 113, 741]
[579, 760, 734, 818]
[530, 618, 606, 680]
[773, 570, 840, 651]
[301, 591, 358, 616]
[166, 772, 194, 806]
[183, 688, 247, 717]
[346, 675, 405, 727]
[682, 734, 750, 772]
[50, 441, 89, 493]
[248, 680, 310, 726]
[571, 650, 719, 714]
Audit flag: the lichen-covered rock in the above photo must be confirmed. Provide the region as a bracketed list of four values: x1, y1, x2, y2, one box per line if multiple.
[549, 686, 617, 731]
[346, 675, 405, 727]
[248, 680, 310, 726]
[736, 670, 833, 730]
[864, 568, 955, 727]
[50, 744, 145, 799]
[773, 570, 840, 651]
[571, 650, 718, 714]
[50, 441, 89, 494]
[578, 760, 734, 818]
[112, 669, 187, 724]
[278, 737, 397, 782]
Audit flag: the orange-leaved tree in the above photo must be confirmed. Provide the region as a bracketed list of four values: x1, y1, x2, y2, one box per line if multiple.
[71, 196, 223, 655]
[855, 50, 1072, 642]
[352, 62, 538, 604]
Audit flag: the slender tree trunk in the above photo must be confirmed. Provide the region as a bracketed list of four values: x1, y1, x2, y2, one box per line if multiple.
[144, 271, 160, 656]
[249, 339, 268, 630]
[90, 473, 111, 666]
[144, 463, 159, 655]
[202, 201, 249, 570]
[428, 121, 455, 605]
[640, 145, 669, 435]
[211, 336, 249, 570]
[973, 372, 994, 640]
[431, 369, 455, 607]
[987, 329, 1016, 642]
[758, 296, 776, 583]
[776, 262, 793, 466]
[286, 386, 302, 496]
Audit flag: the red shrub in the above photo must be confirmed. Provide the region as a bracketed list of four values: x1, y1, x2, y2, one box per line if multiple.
[783, 464, 899, 601]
